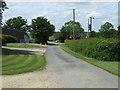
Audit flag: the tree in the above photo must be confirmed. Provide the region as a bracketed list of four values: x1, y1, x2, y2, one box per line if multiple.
[0, 1, 8, 27]
[30, 17, 55, 44]
[60, 20, 84, 42]
[3, 16, 28, 32]
[118, 25, 120, 38]
[99, 22, 114, 31]
[99, 22, 116, 38]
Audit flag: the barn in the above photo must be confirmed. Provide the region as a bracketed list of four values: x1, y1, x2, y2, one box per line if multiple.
[2, 28, 29, 43]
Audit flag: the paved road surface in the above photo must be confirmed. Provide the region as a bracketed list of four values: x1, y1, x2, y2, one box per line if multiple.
[45, 45, 118, 88]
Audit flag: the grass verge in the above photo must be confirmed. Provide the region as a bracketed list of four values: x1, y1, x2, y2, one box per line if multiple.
[6, 43, 43, 48]
[1, 48, 46, 75]
[61, 44, 119, 76]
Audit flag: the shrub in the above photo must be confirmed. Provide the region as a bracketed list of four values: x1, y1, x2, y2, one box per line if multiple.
[2, 34, 17, 45]
[89, 31, 96, 37]
[65, 38, 120, 61]
[0, 34, 6, 46]
[2, 36, 6, 46]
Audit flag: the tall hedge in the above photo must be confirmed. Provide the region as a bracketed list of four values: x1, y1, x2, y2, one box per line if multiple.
[65, 38, 120, 61]
[2, 34, 17, 46]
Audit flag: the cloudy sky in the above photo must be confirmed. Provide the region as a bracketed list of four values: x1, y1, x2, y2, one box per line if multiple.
[3, 0, 118, 32]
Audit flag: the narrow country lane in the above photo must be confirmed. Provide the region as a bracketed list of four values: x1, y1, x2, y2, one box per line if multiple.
[45, 45, 118, 88]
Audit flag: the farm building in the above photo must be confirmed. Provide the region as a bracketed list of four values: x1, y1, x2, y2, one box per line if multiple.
[2, 28, 29, 43]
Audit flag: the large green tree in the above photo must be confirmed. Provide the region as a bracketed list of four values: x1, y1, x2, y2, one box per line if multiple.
[3, 16, 28, 32]
[30, 17, 55, 44]
[99, 22, 117, 38]
[60, 20, 84, 42]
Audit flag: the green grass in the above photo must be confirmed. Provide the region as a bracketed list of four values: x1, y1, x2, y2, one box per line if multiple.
[1, 48, 46, 75]
[2, 48, 32, 55]
[61, 44, 120, 76]
[6, 43, 43, 48]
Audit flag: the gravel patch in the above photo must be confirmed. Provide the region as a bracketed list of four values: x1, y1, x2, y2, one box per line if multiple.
[2, 68, 64, 88]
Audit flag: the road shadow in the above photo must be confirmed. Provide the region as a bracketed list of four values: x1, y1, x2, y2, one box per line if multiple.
[2, 48, 34, 55]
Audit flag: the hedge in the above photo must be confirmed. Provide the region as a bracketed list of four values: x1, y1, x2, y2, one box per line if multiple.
[2, 34, 17, 46]
[65, 38, 120, 61]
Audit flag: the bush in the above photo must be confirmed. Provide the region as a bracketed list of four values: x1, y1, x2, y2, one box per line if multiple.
[0, 34, 6, 46]
[89, 31, 96, 37]
[2, 34, 17, 46]
[2, 36, 6, 46]
[65, 38, 120, 61]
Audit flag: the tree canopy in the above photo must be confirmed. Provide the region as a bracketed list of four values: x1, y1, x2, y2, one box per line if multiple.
[30, 16, 55, 44]
[3, 16, 28, 32]
[60, 20, 84, 42]
[99, 22, 114, 32]
[98, 22, 117, 38]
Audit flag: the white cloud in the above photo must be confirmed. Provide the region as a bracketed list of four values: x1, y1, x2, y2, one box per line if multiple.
[86, 11, 103, 18]
[111, 16, 118, 21]
[5, 0, 119, 2]
[103, 19, 112, 24]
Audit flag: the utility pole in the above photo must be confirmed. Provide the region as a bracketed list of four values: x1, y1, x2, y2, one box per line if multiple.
[88, 17, 94, 32]
[88, 18, 90, 32]
[73, 9, 75, 39]
[88, 18, 90, 38]
[88, 17, 94, 38]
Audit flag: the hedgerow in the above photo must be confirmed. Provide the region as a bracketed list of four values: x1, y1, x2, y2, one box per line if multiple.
[65, 38, 120, 61]
[2, 34, 17, 46]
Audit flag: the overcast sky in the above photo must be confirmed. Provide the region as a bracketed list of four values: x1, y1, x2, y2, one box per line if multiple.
[3, 0, 118, 32]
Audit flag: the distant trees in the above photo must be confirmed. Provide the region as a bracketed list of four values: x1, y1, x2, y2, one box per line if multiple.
[98, 22, 117, 38]
[3, 16, 28, 32]
[49, 32, 61, 41]
[59, 20, 84, 42]
[2, 14, 119, 44]
[30, 17, 55, 44]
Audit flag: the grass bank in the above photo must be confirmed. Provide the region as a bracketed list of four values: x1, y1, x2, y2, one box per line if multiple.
[1, 48, 46, 75]
[6, 43, 43, 48]
[61, 44, 119, 76]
